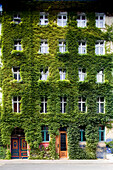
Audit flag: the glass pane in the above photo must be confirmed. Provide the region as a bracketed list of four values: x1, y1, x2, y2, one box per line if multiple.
[64, 103, 66, 113]
[58, 16, 61, 19]
[40, 103, 43, 113]
[14, 103, 17, 112]
[100, 103, 104, 113]
[13, 97, 17, 101]
[83, 103, 86, 112]
[42, 132, 44, 141]
[79, 103, 81, 111]
[18, 97, 21, 101]
[46, 131, 49, 141]
[61, 133, 66, 151]
[14, 74, 17, 80]
[100, 97, 104, 102]
[13, 67, 18, 72]
[101, 132, 104, 141]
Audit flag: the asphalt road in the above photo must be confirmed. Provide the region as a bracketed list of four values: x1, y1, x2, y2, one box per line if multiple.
[0, 160, 113, 170]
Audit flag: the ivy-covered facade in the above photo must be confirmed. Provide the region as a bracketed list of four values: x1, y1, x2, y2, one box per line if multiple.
[0, 0, 113, 159]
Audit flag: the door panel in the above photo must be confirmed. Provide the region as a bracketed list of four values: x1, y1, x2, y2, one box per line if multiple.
[59, 131, 67, 158]
[20, 138, 27, 158]
[11, 138, 19, 159]
[11, 137, 27, 159]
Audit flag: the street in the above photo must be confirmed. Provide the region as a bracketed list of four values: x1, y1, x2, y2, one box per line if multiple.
[0, 160, 113, 170]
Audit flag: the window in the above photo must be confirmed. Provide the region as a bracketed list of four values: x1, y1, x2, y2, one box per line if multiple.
[12, 67, 21, 81]
[96, 70, 104, 83]
[96, 13, 105, 28]
[41, 126, 50, 142]
[14, 40, 22, 51]
[78, 68, 86, 81]
[13, 14, 21, 24]
[78, 41, 86, 54]
[39, 40, 49, 54]
[12, 96, 21, 113]
[95, 41, 105, 55]
[60, 97, 67, 113]
[77, 13, 87, 28]
[80, 127, 86, 142]
[40, 12, 48, 25]
[97, 97, 105, 113]
[59, 69, 66, 80]
[99, 126, 105, 141]
[59, 40, 66, 53]
[40, 68, 49, 80]
[57, 12, 67, 27]
[40, 97, 47, 113]
[78, 97, 87, 112]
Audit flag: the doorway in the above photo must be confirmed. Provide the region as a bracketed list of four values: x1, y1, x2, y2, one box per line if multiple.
[11, 128, 28, 159]
[59, 128, 67, 158]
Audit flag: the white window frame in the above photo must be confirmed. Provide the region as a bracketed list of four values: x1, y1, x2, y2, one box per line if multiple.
[95, 13, 105, 28]
[96, 70, 104, 83]
[39, 40, 49, 54]
[40, 68, 49, 80]
[95, 40, 105, 55]
[59, 69, 66, 80]
[79, 68, 86, 81]
[40, 97, 47, 113]
[12, 96, 21, 113]
[59, 40, 66, 53]
[14, 40, 22, 51]
[57, 12, 67, 27]
[13, 14, 21, 24]
[78, 41, 86, 54]
[60, 97, 67, 113]
[12, 67, 21, 81]
[40, 12, 49, 25]
[78, 97, 87, 112]
[97, 97, 105, 113]
[77, 13, 87, 28]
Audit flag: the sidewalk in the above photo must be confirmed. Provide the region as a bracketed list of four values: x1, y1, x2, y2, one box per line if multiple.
[0, 159, 113, 164]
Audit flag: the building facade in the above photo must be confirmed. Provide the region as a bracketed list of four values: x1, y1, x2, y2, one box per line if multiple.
[0, 0, 113, 159]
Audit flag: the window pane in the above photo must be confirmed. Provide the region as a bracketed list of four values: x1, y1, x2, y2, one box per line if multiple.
[82, 103, 86, 112]
[40, 103, 43, 113]
[14, 74, 17, 80]
[42, 132, 44, 141]
[13, 97, 17, 101]
[14, 103, 17, 112]
[45, 103, 47, 113]
[100, 103, 104, 113]
[46, 131, 49, 141]
[79, 103, 81, 111]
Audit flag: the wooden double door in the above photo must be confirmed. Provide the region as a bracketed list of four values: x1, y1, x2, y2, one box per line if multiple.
[59, 131, 67, 158]
[11, 137, 27, 159]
